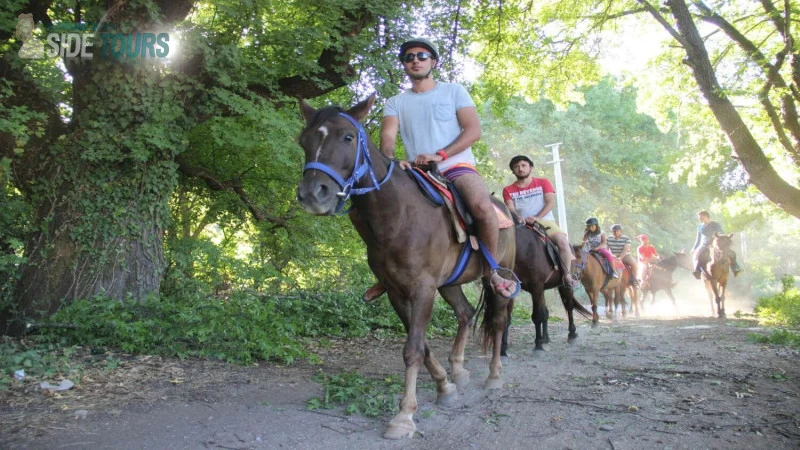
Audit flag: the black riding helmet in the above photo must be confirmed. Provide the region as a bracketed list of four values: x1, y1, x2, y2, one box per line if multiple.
[398, 37, 439, 61]
[509, 155, 534, 170]
[585, 217, 599, 226]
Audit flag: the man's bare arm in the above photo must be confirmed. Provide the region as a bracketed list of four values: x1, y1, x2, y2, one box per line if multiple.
[536, 192, 556, 219]
[380, 115, 399, 158]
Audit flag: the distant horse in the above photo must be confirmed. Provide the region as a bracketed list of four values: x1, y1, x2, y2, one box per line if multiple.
[571, 245, 628, 323]
[502, 224, 592, 354]
[638, 252, 690, 312]
[296, 95, 516, 439]
[698, 233, 734, 318]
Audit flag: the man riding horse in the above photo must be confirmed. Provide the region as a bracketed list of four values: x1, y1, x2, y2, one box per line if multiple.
[502, 155, 578, 287]
[361, 37, 518, 303]
[691, 210, 742, 279]
[607, 224, 638, 286]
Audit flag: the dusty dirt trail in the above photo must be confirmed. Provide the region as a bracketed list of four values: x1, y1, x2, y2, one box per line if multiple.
[2, 287, 799, 449]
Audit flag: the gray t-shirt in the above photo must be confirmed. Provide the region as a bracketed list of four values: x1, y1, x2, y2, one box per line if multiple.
[383, 82, 476, 171]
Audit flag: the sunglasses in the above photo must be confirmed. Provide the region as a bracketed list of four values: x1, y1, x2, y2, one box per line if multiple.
[402, 51, 432, 63]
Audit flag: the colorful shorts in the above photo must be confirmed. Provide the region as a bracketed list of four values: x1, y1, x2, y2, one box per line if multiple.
[441, 163, 478, 182]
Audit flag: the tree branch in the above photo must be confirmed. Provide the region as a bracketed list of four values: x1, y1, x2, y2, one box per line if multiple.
[176, 155, 288, 228]
[637, 0, 688, 49]
[665, 0, 800, 218]
[694, 0, 800, 157]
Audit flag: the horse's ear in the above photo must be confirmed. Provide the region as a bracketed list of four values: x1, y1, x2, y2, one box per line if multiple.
[347, 93, 376, 122]
[713, 231, 720, 237]
[727, 232, 734, 238]
[299, 98, 316, 123]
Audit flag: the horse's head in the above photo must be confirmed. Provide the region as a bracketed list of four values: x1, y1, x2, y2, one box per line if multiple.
[296, 94, 378, 215]
[672, 250, 693, 271]
[712, 232, 734, 251]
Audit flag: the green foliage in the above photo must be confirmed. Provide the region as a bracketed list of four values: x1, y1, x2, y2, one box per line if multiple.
[0, 163, 28, 307]
[307, 370, 404, 417]
[44, 292, 309, 364]
[754, 276, 800, 327]
[481, 78, 711, 253]
[35, 287, 462, 365]
[0, 338, 86, 391]
[748, 329, 800, 348]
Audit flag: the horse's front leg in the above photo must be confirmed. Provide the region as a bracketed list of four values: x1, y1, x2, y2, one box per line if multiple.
[439, 285, 474, 390]
[384, 288, 436, 440]
[665, 289, 679, 313]
[718, 282, 727, 318]
[705, 281, 716, 317]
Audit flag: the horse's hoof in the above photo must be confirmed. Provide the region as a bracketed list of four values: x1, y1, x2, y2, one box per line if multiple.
[501, 355, 510, 366]
[436, 382, 459, 408]
[452, 370, 471, 391]
[567, 332, 578, 342]
[591, 321, 599, 328]
[532, 347, 546, 357]
[384, 414, 416, 439]
[484, 377, 503, 390]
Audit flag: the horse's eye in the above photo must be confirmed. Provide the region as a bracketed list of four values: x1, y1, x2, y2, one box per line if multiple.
[344, 134, 354, 143]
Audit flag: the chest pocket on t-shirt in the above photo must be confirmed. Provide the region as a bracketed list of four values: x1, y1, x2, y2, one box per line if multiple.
[433, 103, 455, 121]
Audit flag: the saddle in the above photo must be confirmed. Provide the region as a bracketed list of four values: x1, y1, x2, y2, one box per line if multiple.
[589, 252, 619, 275]
[407, 167, 513, 247]
[527, 222, 562, 272]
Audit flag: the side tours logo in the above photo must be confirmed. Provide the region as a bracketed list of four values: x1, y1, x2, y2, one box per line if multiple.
[16, 13, 170, 60]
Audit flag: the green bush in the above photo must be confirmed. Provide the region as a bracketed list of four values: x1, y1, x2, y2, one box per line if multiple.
[30, 287, 466, 366]
[307, 370, 404, 417]
[43, 293, 308, 365]
[754, 275, 800, 327]
[748, 329, 800, 347]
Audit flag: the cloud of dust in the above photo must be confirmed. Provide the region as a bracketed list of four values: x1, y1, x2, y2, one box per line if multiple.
[634, 271, 757, 319]
[537, 270, 759, 320]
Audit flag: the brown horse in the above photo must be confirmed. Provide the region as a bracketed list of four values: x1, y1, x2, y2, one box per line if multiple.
[700, 233, 734, 318]
[296, 95, 516, 439]
[638, 252, 688, 313]
[571, 245, 629, 323]
[502, 224, 592, 354]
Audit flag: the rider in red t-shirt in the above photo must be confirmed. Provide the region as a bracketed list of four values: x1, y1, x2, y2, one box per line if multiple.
[636, 234, 660, 282]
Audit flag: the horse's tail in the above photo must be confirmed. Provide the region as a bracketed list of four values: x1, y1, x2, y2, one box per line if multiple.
[560, 286, 592, 319]
[478, 279, 505, 354]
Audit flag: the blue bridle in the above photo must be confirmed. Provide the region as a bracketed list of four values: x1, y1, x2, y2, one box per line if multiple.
[302, 112, 395, 213]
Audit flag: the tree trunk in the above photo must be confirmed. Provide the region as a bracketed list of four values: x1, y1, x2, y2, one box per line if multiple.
[4, 212, 165, 336]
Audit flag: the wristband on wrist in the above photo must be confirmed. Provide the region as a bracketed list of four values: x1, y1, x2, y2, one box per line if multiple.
[436, 150, 448, 161]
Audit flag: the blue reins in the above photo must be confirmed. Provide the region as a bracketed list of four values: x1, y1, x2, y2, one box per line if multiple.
[302, 112, 394, 213]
